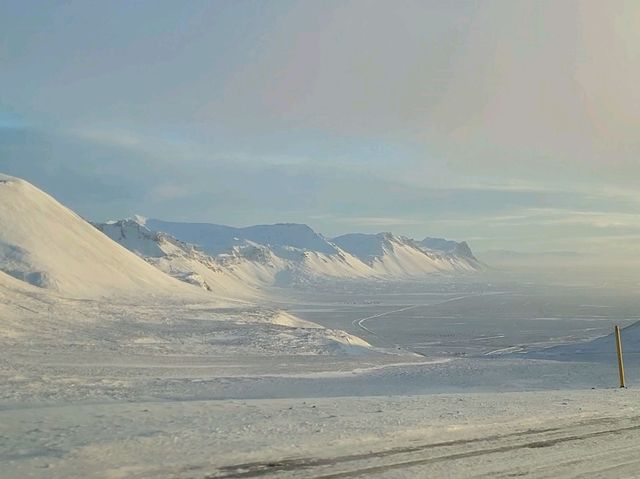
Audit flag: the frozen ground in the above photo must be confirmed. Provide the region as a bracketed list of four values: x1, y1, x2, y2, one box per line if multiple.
[4, 390, 640, 478]
[4, 274, 640, 478]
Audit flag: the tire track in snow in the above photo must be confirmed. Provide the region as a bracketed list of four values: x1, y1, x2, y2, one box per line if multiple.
[313, 422, 640, 479]
[209, 415, 640, 479]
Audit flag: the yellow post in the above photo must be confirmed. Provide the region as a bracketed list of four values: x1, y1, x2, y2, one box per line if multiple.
[615, 325, 626, 388]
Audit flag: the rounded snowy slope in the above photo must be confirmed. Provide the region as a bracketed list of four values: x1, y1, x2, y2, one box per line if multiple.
[527, 321, 640, 363]
[0, 174, 195, 298]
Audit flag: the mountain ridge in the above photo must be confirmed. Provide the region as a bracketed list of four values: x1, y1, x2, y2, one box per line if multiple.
[93, 216, 482, 291]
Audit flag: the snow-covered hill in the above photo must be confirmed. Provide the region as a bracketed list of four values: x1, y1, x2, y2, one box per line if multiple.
[525, 322, 640, 363]
[0, 174, 197, 299]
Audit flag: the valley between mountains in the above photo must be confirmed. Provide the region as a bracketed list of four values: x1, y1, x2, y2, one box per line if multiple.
[3, 173, 640, 478]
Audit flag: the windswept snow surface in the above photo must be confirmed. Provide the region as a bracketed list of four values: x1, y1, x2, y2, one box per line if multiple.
[5, 272, 640, 478]
[4, 389, 639, 479]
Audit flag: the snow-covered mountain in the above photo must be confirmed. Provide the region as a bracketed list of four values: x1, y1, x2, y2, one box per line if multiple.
[142, 219, 339, 256]
[95, 219, 279, 298]
[96, 219, 375, 292]
[140, 219, 378, 279]
[333, 233, 480, 276]
[0, 174, 196, 299]
[97, 218, 480, 291]
[420, 237, 478, 260]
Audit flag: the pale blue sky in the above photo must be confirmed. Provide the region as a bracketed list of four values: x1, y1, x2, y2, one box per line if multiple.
[2, 1, 640, 255]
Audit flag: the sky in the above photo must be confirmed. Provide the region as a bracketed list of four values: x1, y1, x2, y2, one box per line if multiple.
[2, 0, 640, 256]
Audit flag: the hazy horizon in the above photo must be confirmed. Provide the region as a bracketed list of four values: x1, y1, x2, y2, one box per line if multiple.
[5, 5, 640, 473]
[3, 1, 640, 258]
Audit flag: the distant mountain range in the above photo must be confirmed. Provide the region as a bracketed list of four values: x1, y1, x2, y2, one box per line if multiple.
[0, 173, 481, 300]
[95, 217, 480, 294]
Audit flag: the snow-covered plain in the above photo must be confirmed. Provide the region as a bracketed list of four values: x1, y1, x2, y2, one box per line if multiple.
[5, 390, 640, 479]
[5, 274, 640, 478]
[3, 174, 640, 478]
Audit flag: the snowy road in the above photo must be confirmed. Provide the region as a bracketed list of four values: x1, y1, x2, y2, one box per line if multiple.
[352, 305, 421, 337]
[5, 389, 639, 478]
[212, 411, 640, 478]
[350, 292, 506, 352]
[351, 293, 498, 335]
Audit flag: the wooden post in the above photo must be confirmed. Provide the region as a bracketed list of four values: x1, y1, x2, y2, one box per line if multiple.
[615, 325, 626, 388]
